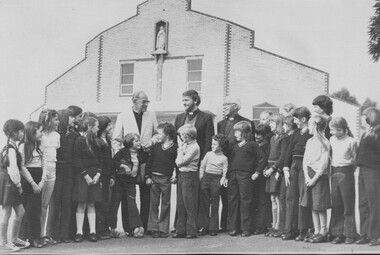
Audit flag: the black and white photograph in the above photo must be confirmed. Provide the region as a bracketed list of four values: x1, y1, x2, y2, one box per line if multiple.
[1, 0, 380, 253]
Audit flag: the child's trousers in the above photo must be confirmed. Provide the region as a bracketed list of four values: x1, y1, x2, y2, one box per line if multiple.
[147, 174, 172, 234]
[358, 166, 380, 240]
[284, 158, 313, 234]
[227, 171, 253, 232]
[109, 176, 142, 231]
[197, 173, 222, 232]
[176, 171, 199, 236]
[330, 165, 355, 239]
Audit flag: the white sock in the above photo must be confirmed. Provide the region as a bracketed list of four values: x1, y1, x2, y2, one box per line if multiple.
[76, 213, 84, 235]
[88, 212, 96, 234]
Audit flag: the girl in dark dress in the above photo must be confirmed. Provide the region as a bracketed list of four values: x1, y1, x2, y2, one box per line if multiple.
[73, 117, 102, 242]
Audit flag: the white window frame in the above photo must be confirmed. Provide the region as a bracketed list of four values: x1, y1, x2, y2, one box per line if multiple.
[120, 62, 135, 97]
[186, 58, 202, 93]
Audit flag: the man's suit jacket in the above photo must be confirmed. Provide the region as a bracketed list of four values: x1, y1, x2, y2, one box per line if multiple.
[174, 110, 215, 160]
[112, 108, 158, 154]
[217, 114, 255, 158]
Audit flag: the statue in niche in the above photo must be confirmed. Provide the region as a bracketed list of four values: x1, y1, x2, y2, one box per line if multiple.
[155, 26, 166, 53]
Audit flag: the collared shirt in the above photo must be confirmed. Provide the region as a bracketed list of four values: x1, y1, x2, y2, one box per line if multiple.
[133, 110, 143, 134]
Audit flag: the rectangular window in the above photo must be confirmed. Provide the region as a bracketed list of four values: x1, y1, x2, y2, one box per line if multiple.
[120, 63, 134, 96]
[187, 59, 202, 93]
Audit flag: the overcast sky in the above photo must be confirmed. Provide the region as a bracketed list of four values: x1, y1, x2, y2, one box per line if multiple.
[0, 0, 379, 129]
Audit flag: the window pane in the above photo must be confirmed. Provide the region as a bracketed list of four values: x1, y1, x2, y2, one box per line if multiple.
[188, 59, 202, 71]
[121, 85, 133, 95]
[188, 71, 202, 82]
[121, 75, 134, 84]
[188, 82, 201, 91]
[121, 64, 134, 74]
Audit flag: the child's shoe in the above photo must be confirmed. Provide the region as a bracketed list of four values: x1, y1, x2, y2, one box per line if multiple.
[110, 229, 120, 238]
[4, 242, 20, 252]
[13, 238, 30, 249]
[133, 227, 144, 238]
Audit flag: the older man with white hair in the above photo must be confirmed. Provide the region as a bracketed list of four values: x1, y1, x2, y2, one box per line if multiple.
[217, 97, 255, 232]
[112, 91, 158, 235]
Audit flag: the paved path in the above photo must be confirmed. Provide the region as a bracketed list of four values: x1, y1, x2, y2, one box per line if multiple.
[3, 232, 379, 254]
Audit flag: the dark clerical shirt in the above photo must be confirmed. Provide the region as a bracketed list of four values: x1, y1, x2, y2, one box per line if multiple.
[133, 110, 143, 134]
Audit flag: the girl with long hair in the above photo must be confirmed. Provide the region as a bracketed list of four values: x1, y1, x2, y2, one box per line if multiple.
[302, 115, 331, 243]
[52, 109, 78, 243]
[19, 121, 45, 248]
[73, 117, 102, 242]
[38, 109, 60, 245]
[263, 114, 289, 237]
[329, 117, 357, 244]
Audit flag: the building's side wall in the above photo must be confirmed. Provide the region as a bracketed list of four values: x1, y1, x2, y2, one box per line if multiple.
[45, 38, 99, 110]
[229, 43, 328, 119]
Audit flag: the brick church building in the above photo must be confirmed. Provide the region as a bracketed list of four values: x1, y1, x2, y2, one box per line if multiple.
[33, 0, 360, 136]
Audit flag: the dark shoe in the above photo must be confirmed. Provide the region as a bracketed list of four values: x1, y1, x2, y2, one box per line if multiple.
[345, 237, 355, 244]
[295, 232, 307, 242]
[110, 229, 120, 238]
[241, 231, 251, 237]
[98, 234, 111, 240]
[304, 234, 316, 243]
[186, 235, 197, 239]
[265, 228, 274, 237]
[331, 236, 345, 244]
[198, 228, 208, 236]
[209, 231, 217, 236]
[253, 228, 265, 235]
[89, 233, 97, 242]
[31, 239, 44, 248]
[273, 230, 283, 238]
[219, 228, 227, 233]
[171, 229, 176, 233]
[74, 234, 83, 243]
[229, 230, 239, 236]
[310, 234, 328, 243]
[369, 239, 380, 246]
[60, 239, 71, 243]
[159, 232, 169, 238]
[152, 231, 160, 238]
[43, 236, 57, 245]
[282, 231, 298, 240]
[172, 233, 186, 238]
[356, 235, 370, 244]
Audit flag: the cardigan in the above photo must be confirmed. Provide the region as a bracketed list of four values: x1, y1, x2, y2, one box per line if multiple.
[175, 140, 200, 172]
[73, 136, 103, 177]
[356, 131, 380, 169]
[268, 133, 289, 172]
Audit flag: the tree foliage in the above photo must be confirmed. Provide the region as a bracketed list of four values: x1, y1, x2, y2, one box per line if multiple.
[369, 0, 380, 62]
[331, 88, 359, 105]
[361, 97, 378, 112]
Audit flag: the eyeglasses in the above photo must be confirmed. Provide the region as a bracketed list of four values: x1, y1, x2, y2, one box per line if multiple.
[138, 99, 150, 104]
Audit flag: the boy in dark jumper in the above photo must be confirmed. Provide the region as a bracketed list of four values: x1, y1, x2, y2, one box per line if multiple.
[145, 122, 178, 238]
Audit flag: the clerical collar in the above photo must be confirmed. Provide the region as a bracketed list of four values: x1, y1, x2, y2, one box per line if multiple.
[187, 109, 199, 116]
[300, 126, 309, 135]
[228, 117, 234, 121]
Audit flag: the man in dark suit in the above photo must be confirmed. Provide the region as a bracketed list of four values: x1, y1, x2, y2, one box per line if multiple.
[217, 97, 255, 232]
[174, 90, 215, 161]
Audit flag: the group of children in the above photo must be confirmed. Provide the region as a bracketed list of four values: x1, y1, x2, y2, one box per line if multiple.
[1, 95, 380, 252]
